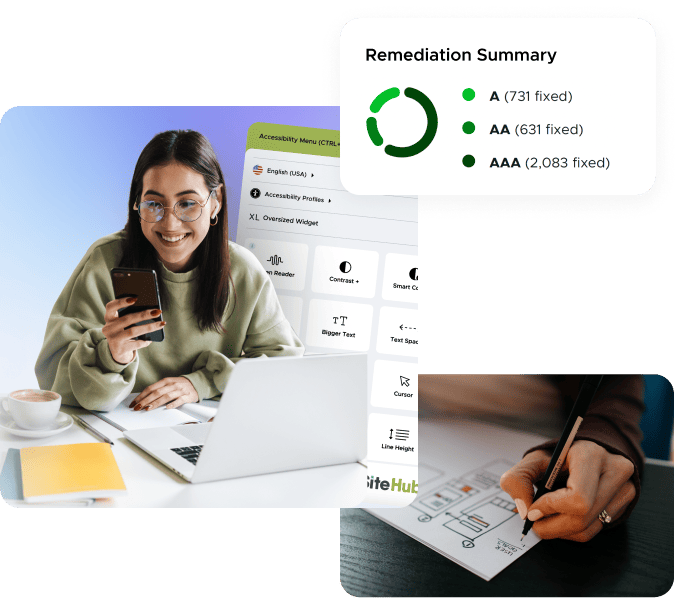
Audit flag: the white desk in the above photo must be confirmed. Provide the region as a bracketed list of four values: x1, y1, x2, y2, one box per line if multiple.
[0, 404, 366, 507]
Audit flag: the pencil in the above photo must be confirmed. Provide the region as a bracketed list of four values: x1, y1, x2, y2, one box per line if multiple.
[72, 414, 115, 445]
[520, 375, 604, 540]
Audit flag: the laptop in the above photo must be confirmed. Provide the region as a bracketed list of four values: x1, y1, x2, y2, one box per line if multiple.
[123, 353, 367, 482]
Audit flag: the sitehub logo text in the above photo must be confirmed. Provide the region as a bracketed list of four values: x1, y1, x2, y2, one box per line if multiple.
[367, 475, 418, 494]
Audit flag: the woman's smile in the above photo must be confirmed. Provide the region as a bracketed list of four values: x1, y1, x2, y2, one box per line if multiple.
[149, 224, 197, 268]
[156, 231, 191, 245]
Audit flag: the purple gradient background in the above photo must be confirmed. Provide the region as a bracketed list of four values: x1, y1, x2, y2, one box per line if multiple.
[0, 107, 338, 388]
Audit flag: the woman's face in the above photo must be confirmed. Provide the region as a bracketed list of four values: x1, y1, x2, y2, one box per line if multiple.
[139, 161, 222, 273]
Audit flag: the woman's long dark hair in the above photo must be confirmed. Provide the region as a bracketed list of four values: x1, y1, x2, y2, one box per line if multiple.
[119, 130, 233, 333]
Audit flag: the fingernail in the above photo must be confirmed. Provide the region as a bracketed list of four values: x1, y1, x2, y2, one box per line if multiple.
[144, 405, 152, 411]
[126, 297, 137, 304]
[150, 309, 161, 317]
[133, 404, 142, 411]
[528, 509, 544, 521]
[160, 321, 167, 326]
[515, 499, 527, 519]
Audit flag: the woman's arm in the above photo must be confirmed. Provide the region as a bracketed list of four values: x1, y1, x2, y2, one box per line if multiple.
[508, 375, 645, 535]
[182, 270, 304, 401]
[34, 236, 139, 411]
[526, 375, 645, 509]
[182, 319, 304, 402]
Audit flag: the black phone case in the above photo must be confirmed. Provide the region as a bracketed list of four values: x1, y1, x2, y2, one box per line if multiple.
[110, 267, 164, 342]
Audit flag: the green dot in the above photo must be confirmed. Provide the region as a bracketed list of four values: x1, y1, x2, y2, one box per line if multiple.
[462, 121, 475, 134]
[462, 88, 475, 101]
[462, 155, 475, 167]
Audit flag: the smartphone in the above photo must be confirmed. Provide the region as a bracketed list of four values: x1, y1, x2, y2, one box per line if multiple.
[110, 267, 164, 342]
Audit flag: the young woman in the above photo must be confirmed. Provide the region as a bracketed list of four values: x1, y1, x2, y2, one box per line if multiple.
[35, 130, 304, 412]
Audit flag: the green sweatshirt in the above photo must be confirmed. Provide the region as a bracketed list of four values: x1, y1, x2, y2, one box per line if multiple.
[35, 231, 304, 411]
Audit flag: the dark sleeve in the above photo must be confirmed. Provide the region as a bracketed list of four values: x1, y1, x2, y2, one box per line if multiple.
[524, 375, 645, 527]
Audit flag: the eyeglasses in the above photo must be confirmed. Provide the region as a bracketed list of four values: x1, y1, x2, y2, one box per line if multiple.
[134, 189, 216, 223]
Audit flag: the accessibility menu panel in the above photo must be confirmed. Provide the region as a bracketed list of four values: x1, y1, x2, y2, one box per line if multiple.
[236, 123, 418, 506]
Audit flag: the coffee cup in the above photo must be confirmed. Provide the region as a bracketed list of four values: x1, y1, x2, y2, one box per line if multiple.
[1, 389, 62, 430]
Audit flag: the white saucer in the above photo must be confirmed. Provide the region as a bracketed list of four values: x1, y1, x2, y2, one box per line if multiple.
[0, 410, 73, 438]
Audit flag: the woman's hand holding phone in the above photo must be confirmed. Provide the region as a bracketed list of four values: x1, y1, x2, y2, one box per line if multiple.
[102, 297, 166, 365]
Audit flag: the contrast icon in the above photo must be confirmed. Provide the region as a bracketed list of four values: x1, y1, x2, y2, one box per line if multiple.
[366, 87, 438, 158]
[339, 261, 352, 273]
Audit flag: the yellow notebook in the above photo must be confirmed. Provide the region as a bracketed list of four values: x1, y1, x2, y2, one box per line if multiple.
[20, 443, 127, 503]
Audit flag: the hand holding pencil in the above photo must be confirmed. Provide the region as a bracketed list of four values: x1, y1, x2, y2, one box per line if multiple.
[500, 375, 637, 543]
[500, 441, 636, 542]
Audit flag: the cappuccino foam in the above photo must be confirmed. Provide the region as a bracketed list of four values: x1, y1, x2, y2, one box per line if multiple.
[16, 394, 56, 402]
[11, 391, 59, 403]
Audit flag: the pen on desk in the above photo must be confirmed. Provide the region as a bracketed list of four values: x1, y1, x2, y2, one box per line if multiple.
[520, 375, 604, 540]
[72, 414, 115, 445]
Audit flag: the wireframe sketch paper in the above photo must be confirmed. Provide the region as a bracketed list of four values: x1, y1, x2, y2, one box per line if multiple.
[365, 418, 548, 581]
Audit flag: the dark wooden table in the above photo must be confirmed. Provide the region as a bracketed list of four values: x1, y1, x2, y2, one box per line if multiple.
[341, 463, 673, 597]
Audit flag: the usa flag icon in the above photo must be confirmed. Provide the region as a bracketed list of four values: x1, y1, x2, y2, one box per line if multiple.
[253, 165, 263, 175]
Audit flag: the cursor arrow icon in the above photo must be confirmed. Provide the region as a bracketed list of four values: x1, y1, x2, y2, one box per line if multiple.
[400, 376, 410, 387]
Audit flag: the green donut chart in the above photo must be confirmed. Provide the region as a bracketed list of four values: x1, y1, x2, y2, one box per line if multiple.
[366, 87, 438, 158]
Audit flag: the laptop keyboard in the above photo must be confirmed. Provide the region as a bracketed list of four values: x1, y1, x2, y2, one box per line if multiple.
[171, 445, 203, 464]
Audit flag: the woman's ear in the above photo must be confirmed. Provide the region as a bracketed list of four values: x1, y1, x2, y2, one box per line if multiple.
[212, 184, 224, 218]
